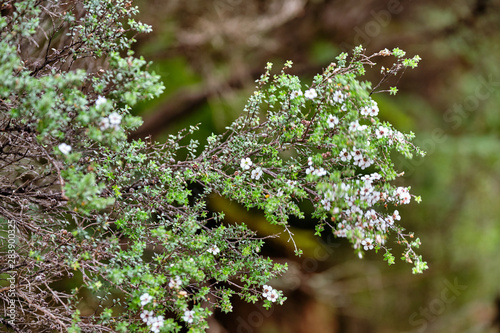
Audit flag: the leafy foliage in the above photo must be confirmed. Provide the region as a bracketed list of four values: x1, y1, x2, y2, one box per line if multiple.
[0, 1, 424, 332]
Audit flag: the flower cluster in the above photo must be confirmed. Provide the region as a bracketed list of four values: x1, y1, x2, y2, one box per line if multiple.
[395, 187, 411, 204]
[223, 49, 425, 276]
[96, 96, 122, 131]
[330, 174, 412, 252]
[140, 310, 164, 333]
[272, 64, 423, 265]
[139, 293, 165, 332]
[262, 285, 279, 303]
[305, 157, 327, 177]
[360, 100, 379, 117]
[99, 111, 122, 131]
[337, 147, 373, 169]
[241, 157, 265, 181]
[168, 276, 182, 289]
[182, 310, 195, 324]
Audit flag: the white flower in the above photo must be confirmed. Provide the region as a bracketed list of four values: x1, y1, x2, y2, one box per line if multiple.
[305, 166, 314, 175]
[351, 147, 363, 161]
[327, 115, 339, 129]
[251, 167, 263, 180]
[141, 310, 155, 324]
[140, 293, 153, 306]
[358, 156, 373, 170]
[286, 179, 297, 188]
[321, 199, 331, 211]
[108, 112, 122, 126]
[266, 289, 279, 302]
[207, 244, 220, 255]
[361, 174, 372, 182]
[307, 156, 313, 166]
[395, 187, 411, 204]
[263, 285, 279, 302]
[324, 190, 335, 202]
[95, 96, 107, 108]
[336, 228, 348, 238]
[358, 124, 369, 132]
[375, 126, 390, 139]
[375, 234, 385, 245]
[99, 117, 110, 130]
[168, 276, 182, 289]
[348, 120, 359, 132]
[182, 310, 195, 324]
[369, 101, 379, 116]
[360, 106, 370, 116]
[332, 90, 344, 103]
[360, 101, 379, 117]
[290, 90, 303, 99]
[304, 88, 318, 100]
[359, 183, 374, 200]
[341, 104, 348, 112]
[262, 284, 273, 297]
[58, 143, 72, 155]
[313, 167, 327, 177]
[393, 210, 401, 221]
[339, 148, 351, 162]
[340, 183, 350, 193]
[361, 238, 374, 251]
[240, 157, 252, 170]
[150, 316, 164, 333]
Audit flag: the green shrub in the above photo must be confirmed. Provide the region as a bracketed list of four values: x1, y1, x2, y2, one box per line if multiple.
[0, 1, 425, 332]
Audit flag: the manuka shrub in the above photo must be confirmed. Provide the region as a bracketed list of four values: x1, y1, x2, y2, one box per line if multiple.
[0, 1, 425, 332]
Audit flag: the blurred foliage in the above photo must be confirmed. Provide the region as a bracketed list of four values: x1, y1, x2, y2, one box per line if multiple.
[129, 0, 500, 332]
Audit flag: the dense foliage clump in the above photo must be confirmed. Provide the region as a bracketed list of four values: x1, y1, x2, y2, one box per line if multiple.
[0, 1, 424, 332]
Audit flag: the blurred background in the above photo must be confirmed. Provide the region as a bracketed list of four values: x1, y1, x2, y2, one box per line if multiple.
[129, 0, 500, 332]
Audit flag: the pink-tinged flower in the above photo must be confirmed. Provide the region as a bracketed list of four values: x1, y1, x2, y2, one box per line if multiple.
[140, 293, 153, 306]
